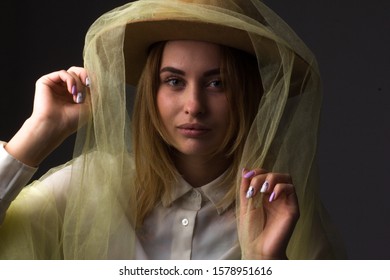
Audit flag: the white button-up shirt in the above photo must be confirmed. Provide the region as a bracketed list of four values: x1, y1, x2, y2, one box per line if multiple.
[0, 142, 240, 259]
[137, 171, 239, 259]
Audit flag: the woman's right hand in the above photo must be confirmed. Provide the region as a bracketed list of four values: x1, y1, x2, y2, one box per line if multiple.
[32, 66, 90, 136]
[4, 67, 90, 167]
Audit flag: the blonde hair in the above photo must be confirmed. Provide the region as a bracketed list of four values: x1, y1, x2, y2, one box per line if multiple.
[132, 41, 262, 227]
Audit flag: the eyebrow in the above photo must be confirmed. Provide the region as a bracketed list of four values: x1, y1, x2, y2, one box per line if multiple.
[159, 67, 221, 77]
[160, 67, 185, 76]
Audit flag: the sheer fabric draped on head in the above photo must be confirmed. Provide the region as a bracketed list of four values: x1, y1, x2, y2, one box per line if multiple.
[0, 0, 344, 259]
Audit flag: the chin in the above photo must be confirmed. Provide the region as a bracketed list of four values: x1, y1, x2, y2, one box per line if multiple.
[176, 145, 219, 158]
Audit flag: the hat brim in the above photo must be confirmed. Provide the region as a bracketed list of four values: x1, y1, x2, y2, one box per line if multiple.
[124, 19, 271, 85]
[124, 19, 308, 94]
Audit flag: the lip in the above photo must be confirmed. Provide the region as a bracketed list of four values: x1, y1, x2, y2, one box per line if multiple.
[177, 123, 211, 137]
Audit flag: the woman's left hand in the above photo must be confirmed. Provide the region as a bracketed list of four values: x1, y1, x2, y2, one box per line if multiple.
[239, 168, 300, 259]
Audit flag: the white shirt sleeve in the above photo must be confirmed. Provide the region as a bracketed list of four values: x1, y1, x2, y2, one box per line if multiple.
[0, 141, 37, 223]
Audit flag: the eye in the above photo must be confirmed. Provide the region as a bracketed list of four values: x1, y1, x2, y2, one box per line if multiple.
[164, 77, 185, 88]
[209, 80, 222, 88]
[207, 79, 224, 91]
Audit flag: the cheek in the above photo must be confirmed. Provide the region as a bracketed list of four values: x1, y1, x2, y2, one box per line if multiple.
[156, 91, 177, 124]
[217, 99, 233, 135]
[156, 91, 176, 144]
[214, 97, 230, 122]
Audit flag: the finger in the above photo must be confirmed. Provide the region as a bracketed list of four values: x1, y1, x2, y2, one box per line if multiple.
[241, 168, 268, 199]
[268, 183, 296, 203]
[66, 69, 89, 104]
[40, 69, 87, 101]
[39, 70, 74, 94]
[260, 173, 293, 196]
[240, 168, 267, 210]
[240, 168, 251, 211]
[267, 183, 300, 225]
[239, 168, 262, 236]
[239, 168, 268, 241]
[67, 66, 90, 87]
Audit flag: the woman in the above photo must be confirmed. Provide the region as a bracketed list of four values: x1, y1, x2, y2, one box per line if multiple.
[0, 0, 344, 259]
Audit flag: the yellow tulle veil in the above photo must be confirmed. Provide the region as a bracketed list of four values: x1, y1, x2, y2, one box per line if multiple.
[0, 0, 345, 259]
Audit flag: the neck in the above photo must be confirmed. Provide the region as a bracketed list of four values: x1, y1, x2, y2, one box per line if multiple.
[173, 153, 231, 188]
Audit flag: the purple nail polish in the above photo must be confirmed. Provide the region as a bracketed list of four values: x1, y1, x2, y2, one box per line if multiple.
[269, 192, 275, 202]
[243, 170, 255, 179]
[71, 85, 77, 95]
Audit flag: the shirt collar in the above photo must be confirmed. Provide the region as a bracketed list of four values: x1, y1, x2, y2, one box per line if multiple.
[169, 170, 232, 215]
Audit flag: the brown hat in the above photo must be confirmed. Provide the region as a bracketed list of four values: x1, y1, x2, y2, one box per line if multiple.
[122, 0, 305, 86]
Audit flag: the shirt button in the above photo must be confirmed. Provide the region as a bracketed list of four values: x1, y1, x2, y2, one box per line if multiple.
[181, 218, 189, 226]
[191, 191, 199, 198]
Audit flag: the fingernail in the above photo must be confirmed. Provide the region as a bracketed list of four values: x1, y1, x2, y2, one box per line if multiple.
[246, 186, 255, 199]
[260, 181, 269, 193]
[86, 77, 90, 87]
[76, 92, 85, 104]
[71, 85, 77, 95]
[269, 191, 275, 202]
[243, 170, 255, 179]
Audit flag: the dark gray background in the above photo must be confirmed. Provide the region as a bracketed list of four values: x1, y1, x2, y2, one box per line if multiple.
[1, 0, 389, 259]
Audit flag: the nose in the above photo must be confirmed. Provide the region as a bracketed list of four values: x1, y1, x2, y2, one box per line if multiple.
[184, 84, 206, 117]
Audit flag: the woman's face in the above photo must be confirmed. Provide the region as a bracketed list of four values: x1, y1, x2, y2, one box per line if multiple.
[157, 40, 230, 159]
